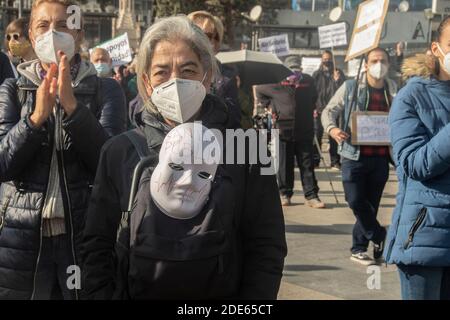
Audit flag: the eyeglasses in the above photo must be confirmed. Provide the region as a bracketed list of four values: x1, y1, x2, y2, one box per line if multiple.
[6, 33, 20, 41]
[204, 32, 219, 42]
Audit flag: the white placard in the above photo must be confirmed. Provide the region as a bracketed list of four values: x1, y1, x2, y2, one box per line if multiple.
[258, 34, 290, 57]
[301, 57, 322, 75]
[318, 22, 347, 49]
[356, 0, 385, 29]
[352, 112, 390, 145]
[347, 23, 379, 58]
[90, 33, 133, 67]
[345, 0, 389, 62]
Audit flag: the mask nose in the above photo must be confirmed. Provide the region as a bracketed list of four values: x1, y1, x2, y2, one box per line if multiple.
[176, 170, 194, 188]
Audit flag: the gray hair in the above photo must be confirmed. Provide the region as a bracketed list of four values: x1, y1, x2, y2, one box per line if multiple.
[136, 15, 219, 112]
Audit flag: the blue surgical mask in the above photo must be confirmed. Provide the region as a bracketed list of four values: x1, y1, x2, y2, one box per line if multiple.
[94, 62, 111, 77]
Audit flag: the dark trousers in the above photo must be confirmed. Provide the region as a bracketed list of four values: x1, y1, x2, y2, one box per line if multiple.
[341, 156, 389, 254]
[277, 138, 319, 200]
[398, 265, 450, 300]
[33, 234, 76, 300]
[314, 115, 340, 166]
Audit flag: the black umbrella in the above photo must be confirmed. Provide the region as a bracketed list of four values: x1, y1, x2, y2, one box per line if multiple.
[216, 50, 293, 88]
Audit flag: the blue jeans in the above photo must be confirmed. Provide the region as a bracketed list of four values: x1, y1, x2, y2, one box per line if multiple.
[398, 265, 450, 300]
[341, 156, 389, 253]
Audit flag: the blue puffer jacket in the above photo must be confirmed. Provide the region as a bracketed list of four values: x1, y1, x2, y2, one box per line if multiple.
[385, 55, 450, 266]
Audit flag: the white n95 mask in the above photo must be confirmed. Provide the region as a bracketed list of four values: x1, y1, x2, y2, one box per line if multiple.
[437, 44, 450, 75]
[150, 75, 207, 123]
[368, 62, 388, 80]
[150, 122, 222, 219]
[34, 29, 75, 64]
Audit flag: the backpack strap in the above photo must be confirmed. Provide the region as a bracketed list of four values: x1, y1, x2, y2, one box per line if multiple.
[116, 129, 157, 242]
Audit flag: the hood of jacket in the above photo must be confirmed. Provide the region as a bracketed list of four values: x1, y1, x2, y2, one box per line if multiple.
[16, 58, 97, 88]
[401, 53, 434, 81]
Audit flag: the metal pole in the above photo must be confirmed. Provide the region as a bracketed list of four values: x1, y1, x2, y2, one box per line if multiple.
[314, 135, 339, 204]
[312, 0, 316, 11]
[18, 0, 23, 18]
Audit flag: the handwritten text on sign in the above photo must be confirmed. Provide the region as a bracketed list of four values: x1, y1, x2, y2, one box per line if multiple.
[91, 33, 133, 67]
[352, 112, 390, 146]
[318, 22, 348, 49]
[258, 34, 290, 57]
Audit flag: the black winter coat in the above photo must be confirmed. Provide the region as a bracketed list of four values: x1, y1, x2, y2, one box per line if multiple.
[0, 71, 126, 299]
[0, 52, 14, 86]
[81, 94, 287, 299]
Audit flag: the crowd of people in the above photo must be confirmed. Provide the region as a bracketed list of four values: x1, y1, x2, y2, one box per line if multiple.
[1, 0, 450, 301]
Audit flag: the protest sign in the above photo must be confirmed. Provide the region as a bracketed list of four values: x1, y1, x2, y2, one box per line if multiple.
[351, 112, 390, 146]
[91, 33, 133, 67]
[301, 57, 322, 75]
[258, 34, 290, 57]
[345, 0, 390, 61]
[318, 22, 347, 49]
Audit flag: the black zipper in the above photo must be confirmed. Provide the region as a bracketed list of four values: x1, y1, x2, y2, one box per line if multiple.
[0, 197, 11, 232]
[404, 207, 427, 249]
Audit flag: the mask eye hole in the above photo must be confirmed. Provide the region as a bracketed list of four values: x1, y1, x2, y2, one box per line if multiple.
[198, 171, 212, 180]
[168, 163, 184, 171]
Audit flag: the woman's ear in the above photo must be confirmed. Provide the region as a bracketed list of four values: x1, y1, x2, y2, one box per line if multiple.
[431, 42, 442, 60]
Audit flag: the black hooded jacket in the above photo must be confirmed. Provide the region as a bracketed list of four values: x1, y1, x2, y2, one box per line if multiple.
[81, 94, 287, 299]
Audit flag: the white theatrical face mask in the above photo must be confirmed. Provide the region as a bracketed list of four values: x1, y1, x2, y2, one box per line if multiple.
[150, 74, 207, 123]
[150, 122, 221, 219]
[368, 62, 388, 80]
[437, 44, 450, 75]
[34, 29, 75, 64]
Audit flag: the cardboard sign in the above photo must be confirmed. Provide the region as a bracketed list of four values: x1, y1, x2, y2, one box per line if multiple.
[345, 0, 390, 62]
[318, 22, 347, 49]
[301, 57, 322, 75]
[91, 33, 133, 67]
[351, 112, 390, 146]
[258, 34, 290, 57]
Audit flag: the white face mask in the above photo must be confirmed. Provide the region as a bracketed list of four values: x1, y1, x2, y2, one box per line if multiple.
[437, 44, 450, 75]
[150, 122, 221, 219]
[368, 62, 388, 80]
[34, 29, 75, 64]
[150, 74, 207, 123]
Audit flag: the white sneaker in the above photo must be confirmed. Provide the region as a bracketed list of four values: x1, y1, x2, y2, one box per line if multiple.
[350, 252, 375, 265]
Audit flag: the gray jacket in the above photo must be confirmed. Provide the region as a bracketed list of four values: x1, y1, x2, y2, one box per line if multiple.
[321, 74, 397, 161]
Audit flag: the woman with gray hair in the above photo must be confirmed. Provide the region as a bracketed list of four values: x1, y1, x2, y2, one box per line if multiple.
[81, 16, 287, 300]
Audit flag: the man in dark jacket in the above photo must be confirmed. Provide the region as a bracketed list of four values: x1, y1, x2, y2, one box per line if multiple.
[0, 51, 15, 85]
[253, 55, 325, 209]
[0, 0, 126, 299]
[312, 50, 346, 169]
